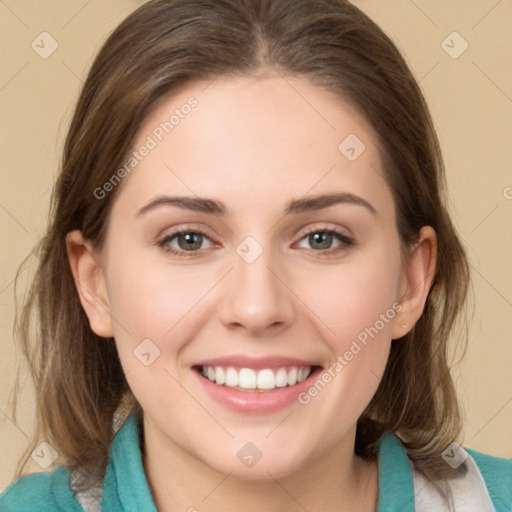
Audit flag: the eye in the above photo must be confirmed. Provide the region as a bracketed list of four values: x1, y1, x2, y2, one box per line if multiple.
[157, 227, 353, 257]
[158, 229, 215, 256]
[296, 228, 354, 253]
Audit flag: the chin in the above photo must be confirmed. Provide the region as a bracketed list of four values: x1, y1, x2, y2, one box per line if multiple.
[196, 436, 316, 481]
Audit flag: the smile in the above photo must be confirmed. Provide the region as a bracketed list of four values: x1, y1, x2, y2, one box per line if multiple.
[192, 355, 323, 413]
[198, 365, 313, 392]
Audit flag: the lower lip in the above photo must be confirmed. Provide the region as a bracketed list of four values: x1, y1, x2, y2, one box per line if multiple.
[193, 368, 321, 414]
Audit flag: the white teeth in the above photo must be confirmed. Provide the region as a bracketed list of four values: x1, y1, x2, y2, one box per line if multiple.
[215, 366, 225, 385]
[257, 369, 275, 389]
[200, 365, 313, 391]
[225, 367, 238, 387]
[275, 368, 288, 387]
[238, 368, 257, 389]
[297, 368, 309, 382]
[287, 367, 298, 386]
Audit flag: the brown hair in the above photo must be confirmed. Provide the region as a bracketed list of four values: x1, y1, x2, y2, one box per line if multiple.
[13, 0, 470, 497]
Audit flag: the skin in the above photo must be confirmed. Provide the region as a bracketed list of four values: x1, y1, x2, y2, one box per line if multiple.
[67, 73, 436, 512]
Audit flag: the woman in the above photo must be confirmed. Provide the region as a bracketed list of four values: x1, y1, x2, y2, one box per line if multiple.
[2, 0, 510, 510]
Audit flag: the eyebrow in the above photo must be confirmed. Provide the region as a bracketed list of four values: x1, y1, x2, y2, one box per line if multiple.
[135, 192, 377, 217]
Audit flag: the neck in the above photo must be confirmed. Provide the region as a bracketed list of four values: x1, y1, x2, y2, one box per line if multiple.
[142, 416, 379, 512]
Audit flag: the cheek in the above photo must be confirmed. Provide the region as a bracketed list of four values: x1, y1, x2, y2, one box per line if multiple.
[103, 254, 202, 413]
[104, 246, 212, 339]
[102, 246, 224, 392]
[302, 247, 402, 348]
[293, 243, 401, 416]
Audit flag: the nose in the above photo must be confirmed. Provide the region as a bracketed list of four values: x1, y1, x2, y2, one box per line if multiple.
[218, 244, 296, 338]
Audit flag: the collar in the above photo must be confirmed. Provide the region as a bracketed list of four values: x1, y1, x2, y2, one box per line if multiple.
[376, 431, 415, 511]
[100, 414, 157, 511]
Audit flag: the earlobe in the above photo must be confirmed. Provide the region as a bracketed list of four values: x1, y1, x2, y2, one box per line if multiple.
[391, 226, 437, 340]
[65, 230, 114, 338]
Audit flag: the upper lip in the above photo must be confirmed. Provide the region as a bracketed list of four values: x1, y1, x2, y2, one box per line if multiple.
[193, 355, 322, 370]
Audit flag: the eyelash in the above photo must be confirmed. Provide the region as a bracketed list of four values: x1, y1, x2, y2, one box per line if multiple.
[157, 226, 354, 258]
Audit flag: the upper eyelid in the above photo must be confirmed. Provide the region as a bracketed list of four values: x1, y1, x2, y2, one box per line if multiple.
[159, 223, 351, 239]
[296, 223, 352, 237]
[158, 223, 214, 239]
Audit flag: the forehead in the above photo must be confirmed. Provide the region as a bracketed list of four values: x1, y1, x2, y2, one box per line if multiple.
[109, 74, 394, 222]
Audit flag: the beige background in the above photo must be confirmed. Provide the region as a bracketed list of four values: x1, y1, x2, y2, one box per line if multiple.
[1, 0, 511, 492]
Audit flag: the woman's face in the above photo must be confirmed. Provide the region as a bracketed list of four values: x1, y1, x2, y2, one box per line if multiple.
[82, 75, 417, 478]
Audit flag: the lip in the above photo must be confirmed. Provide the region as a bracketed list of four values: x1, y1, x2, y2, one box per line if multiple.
[193, 355, 321, 370]
[192, 358, 323, 414]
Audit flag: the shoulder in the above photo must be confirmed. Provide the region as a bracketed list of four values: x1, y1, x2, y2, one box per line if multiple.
[0, 466, 86, 512]
[412, 446, 512, 512]
[377, 431, 511, 511]
[465, 447, 512, 511]
[466, 446, 512, 475]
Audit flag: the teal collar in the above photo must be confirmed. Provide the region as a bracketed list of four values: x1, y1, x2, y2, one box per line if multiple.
[376, 431, 415, 511]
[101, 414, 158, 511]
[102, 415, 415, 511]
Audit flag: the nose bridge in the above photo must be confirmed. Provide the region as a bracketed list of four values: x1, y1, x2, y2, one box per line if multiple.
[218, 236, 295, 335]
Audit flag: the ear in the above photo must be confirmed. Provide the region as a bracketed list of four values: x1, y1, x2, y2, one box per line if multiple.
[65, 230, 114, 338]
[391, 226, 437, 340]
